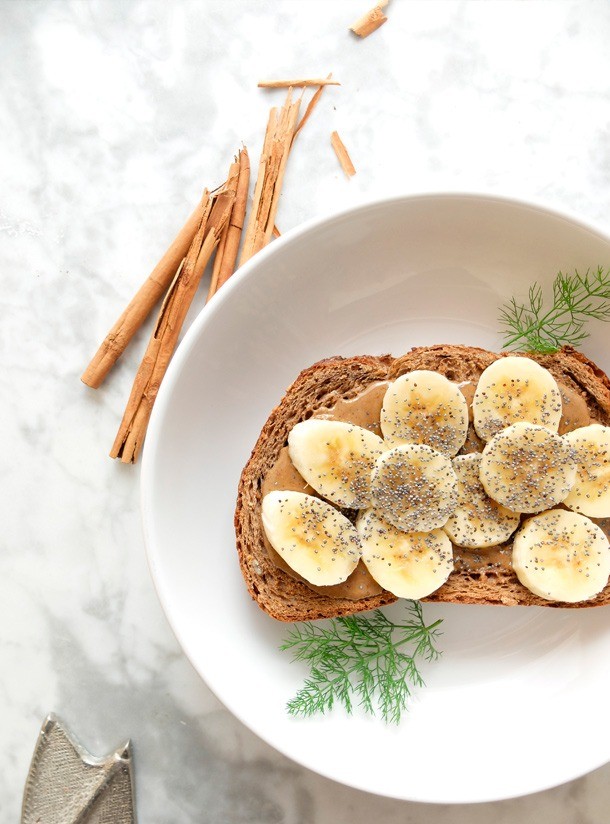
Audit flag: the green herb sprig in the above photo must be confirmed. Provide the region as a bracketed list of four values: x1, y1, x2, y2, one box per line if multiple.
[280, 602, 442, 724]
[499, 266, 610, 353]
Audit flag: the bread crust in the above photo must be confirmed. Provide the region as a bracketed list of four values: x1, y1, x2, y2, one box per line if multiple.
[234, 345, 610, 621]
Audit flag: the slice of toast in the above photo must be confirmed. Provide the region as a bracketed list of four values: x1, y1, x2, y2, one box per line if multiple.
[234, 345, 610, 621]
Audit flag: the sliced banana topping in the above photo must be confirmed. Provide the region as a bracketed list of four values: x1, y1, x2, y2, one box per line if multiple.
[443, 453, 521, 549]
[512, 509, 610, 602]
[264, 358, 610, 604]
[563, 424, 610, 517]
[472, 356, 563, 441]
[261, 491, 361, 586]
[288, 419, 386, 508]
[380, 370, 469, 456]
[370, 443, 458, 532]
[479, 422, 576, 513]
[357, 508, 454, 599]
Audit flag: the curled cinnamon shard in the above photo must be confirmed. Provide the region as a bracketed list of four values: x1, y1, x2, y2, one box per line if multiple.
[239, 89, 301, 267]
[331, 131, 357, 178]
[350, 2, 389, 38]
[258, 78, 340, 88]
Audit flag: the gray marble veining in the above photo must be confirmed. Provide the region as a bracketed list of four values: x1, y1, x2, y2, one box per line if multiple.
[3, 1, 610, 821]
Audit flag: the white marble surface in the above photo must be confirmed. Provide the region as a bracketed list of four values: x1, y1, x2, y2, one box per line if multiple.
[3, 0, 610, 820]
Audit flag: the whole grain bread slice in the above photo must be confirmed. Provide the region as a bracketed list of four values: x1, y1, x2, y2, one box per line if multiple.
[234, 345, 610, 621]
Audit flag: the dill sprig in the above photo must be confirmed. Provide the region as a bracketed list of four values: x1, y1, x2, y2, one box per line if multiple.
[280, 602, 442, 724]
[499, 266, 610, 353]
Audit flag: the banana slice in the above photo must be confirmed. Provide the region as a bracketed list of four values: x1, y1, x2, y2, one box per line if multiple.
[261, 491, 361, 586]
[563, 424, 610, 517]
[380, 370, 469, 456]
[472, 356, 563, 440]
[357, 508, 454, 599]
[512, 509, 610, 602]
[443, 453, 521, 548]
[370, 443, 458, 532]
[479, 422, 576, 513]
[288, 419, 386, 508]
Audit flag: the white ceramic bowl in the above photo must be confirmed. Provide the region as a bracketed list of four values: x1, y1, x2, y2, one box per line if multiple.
[141, 193, 610, 803]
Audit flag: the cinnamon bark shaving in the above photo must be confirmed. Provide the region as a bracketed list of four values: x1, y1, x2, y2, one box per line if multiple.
[350, 1, 389, 38]
[258, 78, 339, 88]
[292, 74, 334, 144]
[239, 90, 301, 266]
[331, 131, 356, 177]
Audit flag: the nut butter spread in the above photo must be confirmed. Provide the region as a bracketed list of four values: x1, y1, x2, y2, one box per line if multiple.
[262, 446, 315, 497]
[458, 381, 476, 420]
[557, 384, 590, 434]
[593, 518, 610, 542]
[314, 381, 388, 435]
[261, 376, 594, 599]
[457, 382, 486, 454]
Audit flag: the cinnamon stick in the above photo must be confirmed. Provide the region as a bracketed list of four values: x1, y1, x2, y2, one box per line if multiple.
[272, 225, 281, 239]
[258, 78, 339, 88]
[81, 195, 207, 389]
[206, 148, 250, 301]
[239, 90, 301, 267]
[350, 1, 388, 38]
[331, 131, 357, 177]
[110, 185, 235, 463]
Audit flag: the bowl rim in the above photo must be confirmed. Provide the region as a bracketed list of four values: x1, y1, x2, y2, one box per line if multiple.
[140, 190, 610, 803]
[142, 191, 610, 447]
